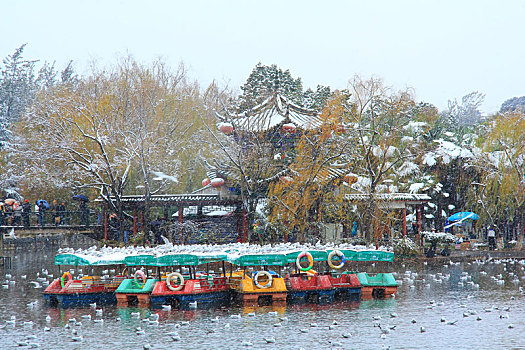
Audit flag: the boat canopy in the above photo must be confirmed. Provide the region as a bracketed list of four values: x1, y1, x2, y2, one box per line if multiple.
[284, 250, 328, 263]
[326, 249, 394, 262]
[54, 253, 126, 266]
[124, 254, 157, 266]
[227, 253, 287, 266]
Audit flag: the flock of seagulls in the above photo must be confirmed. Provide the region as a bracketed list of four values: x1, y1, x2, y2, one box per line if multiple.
[1, 256, 525, 348]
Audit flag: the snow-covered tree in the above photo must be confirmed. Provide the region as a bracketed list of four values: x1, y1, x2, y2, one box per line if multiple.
[500, 96, 525, 113]
[0, 45, 38, 149]
[237, 63, 304, 112]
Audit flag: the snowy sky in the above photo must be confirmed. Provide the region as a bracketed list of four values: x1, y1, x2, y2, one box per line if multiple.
[2, 0, 524, 113]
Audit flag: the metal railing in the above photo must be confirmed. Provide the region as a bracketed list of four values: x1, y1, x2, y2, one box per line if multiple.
[0, 210, 99, 228]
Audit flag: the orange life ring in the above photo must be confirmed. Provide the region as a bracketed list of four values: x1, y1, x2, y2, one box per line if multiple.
[60, 272, 72, 288]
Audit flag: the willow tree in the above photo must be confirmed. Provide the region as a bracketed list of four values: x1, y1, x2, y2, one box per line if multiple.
[470, 111, 525, 236]
[267, 92, 352, 242]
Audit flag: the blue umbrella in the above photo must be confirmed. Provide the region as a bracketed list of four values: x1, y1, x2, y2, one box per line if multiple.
[36, 199, 50, 209]
[73, 194, 89, 202]
[448, 211, 479, 222]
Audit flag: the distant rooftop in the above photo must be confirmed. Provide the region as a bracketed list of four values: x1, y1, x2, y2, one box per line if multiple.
[216, 94, 322, 132]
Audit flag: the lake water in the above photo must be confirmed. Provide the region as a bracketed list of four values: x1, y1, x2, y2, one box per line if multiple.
[2, 244, 525, 349]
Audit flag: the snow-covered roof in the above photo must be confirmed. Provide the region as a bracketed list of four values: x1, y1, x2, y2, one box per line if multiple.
[95, 194, 241, 207]
[344, 193, 431, 203]
[217, 94, 322, 132]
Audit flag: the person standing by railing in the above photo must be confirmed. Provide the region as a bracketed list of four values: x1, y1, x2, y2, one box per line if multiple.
[57, 201, 66, 226]
[488, 226, 496, 250]
[79, 200, 89, 226]
[22, 199, 31, 227]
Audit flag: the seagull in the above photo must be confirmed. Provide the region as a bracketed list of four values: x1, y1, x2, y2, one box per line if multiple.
[81, 315, 91, 320]
[342, 333, 351, 338]
[230, 314, 241, 319]
[89, 302, 96, 309]
[45, 315, 51, 322]
[273, 322, 282, 327]
[242, 341, 253, 346]
[264, 337, 276, 343]
[300, 329, 309, 333]
[161, 305, 172, 311]
[247, 312, 256, 317]
[29, 281, 41, 289]
[446, 320, 458, 325]
[72, 336, 83, 342]
[9, 228, 16, 239]
[420, 326, 426, 333]
[189, 301, 198, 309]
[172, 335, 181, 341]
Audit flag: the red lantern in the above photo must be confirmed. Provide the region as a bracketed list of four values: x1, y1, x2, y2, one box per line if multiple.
[219, 122, 234, 135]
[211, 178, 225, 188]
[344, 174, 358, 184]
[280, 176, 293, 184]
[202, 178, 211, 187]
[282, 123, 296, 134]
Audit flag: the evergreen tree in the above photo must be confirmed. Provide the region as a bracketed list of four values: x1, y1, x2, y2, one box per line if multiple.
[303, 85, 333, 111]
[237, 63, 304, 112]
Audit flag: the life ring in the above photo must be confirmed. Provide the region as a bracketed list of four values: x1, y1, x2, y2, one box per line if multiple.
[166, 272, 184, 292]
[253, 271, 273, 289]
[60, 272, 72, 288]
[327, 250, 346, 269]
[296, 251, 314, 272]
[133, 270, 147, 289]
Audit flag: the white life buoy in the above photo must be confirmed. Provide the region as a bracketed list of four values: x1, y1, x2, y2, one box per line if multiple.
[253, 271, 273, 289]
[166, 272, 184, 292]
[327, 250, 346, 269]
[296, 251, 314, 272]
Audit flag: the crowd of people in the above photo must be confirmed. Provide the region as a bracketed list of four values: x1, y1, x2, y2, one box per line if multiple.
[0, 197, 91, 228]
